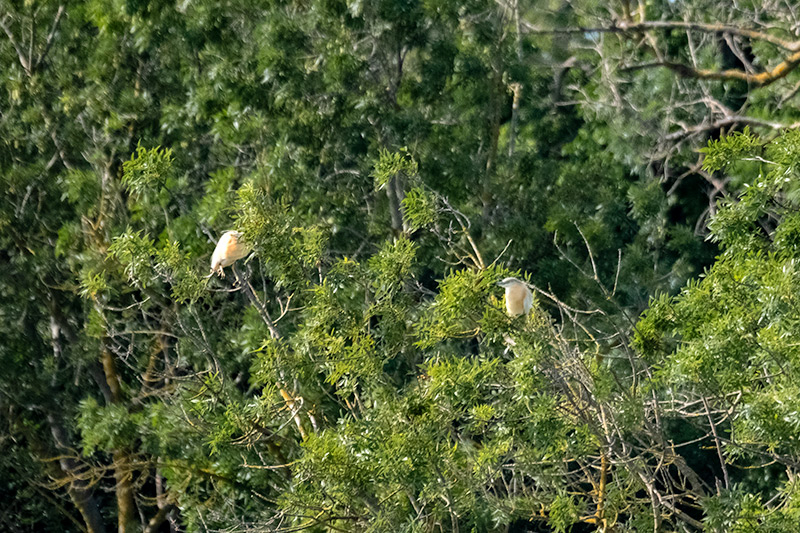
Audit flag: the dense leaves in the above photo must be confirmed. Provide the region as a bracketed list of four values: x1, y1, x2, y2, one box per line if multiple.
[6, 0, 800, 532]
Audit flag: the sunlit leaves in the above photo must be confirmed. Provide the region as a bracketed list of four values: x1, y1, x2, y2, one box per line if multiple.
[636, 131, 800, 529]
[122, 144, 175, 196]
[415, 267, 501, 348]
[108, 229, 157, 288]
[373, 147, 418, 190]
[368, 237, 417, 297]
[155, 240, 206, 303]
[402, 187, 437, 232]
[548, 493, 583, 533]
[700, 127, 760, 173]
[235, 182, 327, 287]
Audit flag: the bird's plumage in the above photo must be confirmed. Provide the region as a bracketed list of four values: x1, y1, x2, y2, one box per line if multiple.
[210, 231, 250, 277]
[497, 277, 533, 317]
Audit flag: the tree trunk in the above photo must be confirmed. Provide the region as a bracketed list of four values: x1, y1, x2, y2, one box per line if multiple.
[47, 414, 108, 533]
[100, 348, 138, 533]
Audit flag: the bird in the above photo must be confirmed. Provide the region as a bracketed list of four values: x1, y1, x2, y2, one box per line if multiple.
[497, 277, 533, 317]
[210, 231, 250, 278]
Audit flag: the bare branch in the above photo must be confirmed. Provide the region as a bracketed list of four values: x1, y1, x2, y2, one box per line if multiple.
[514, 16, 799, 52]
[0, 15, 31, 72]
[143, 504, 176, 533]
[35, 5, 65, 69]
[664, 115, 800, 142]
[624, 50, 800, 88]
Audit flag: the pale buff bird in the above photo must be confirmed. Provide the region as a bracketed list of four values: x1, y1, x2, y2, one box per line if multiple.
[497, 277, 533, 317]
[210, 231, 250, 277]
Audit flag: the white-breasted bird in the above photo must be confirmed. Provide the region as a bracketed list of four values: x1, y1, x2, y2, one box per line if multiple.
[497, 277, 533, 317]
[210, 231, 250, 277]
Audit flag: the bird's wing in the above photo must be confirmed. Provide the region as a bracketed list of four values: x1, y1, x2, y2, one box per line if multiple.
[225, 234, 250, 262]
[523, 289, 533, 314]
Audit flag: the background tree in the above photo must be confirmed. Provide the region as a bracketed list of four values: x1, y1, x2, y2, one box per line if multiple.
[5, 0, 800, 532]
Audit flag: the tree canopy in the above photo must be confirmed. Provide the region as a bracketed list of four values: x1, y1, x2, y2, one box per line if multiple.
[5, 1, 800, 532]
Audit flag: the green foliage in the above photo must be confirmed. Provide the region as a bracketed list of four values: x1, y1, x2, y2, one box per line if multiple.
[78, 397, 140, 455]
[402, 187, 437, 232]
[122, 144, 175, 196]
[9, 0, 800, 531]
[548, 493, 583, 533]
[235, 182, 327, 287]
[109, 229, 157, 288]
[373, 148, 419, 190]
[79, 269, 113, 300]
[155, 240, 206, 303]
[61, 170, 102, 216]
[415, 267, 501, 348]
[197, 167, 239, 227]
[700, 127, 760, 173]
[368, 237, 417, 296]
